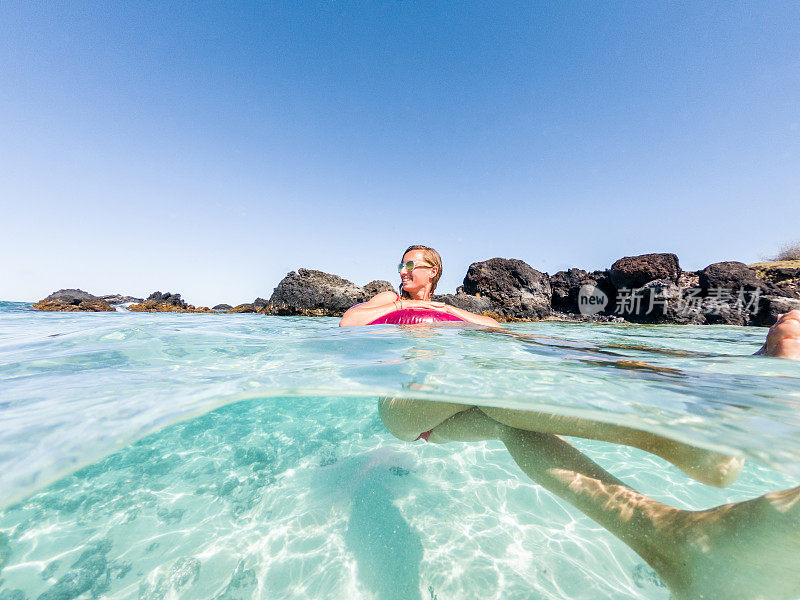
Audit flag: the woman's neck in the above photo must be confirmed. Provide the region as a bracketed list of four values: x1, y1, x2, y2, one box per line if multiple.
[403, 287, 432, 301]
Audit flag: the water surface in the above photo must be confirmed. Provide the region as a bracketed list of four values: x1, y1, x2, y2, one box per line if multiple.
[0, 302, 798, 599]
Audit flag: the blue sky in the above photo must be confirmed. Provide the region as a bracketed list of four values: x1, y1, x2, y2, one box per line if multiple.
[1, 2, 798, 305]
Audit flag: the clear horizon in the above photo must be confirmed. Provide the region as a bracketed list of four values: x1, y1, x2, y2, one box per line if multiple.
[2, 2, 799, 306]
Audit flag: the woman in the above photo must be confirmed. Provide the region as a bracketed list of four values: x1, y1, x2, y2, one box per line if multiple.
[341, 245, 800, 598]
[338, 245, 499, 328]
[341, 244, 798, 485]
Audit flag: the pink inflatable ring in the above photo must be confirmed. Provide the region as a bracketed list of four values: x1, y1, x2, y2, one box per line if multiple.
[369, 308, 465, 325]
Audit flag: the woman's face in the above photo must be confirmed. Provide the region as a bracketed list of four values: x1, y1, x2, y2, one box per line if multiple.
[399, 249, 437, 296]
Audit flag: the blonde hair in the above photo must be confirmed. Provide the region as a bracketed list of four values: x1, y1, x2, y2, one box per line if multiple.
[400, 244, 443, 299]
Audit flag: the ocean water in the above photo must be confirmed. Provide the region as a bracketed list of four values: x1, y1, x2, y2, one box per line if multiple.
[1, 300, 799, 599]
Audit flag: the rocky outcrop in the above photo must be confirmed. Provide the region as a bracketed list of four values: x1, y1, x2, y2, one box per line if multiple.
[461, 258, 551, 319]
[686, 262, 772, 326]
[545, 311, 626, 323]
[749, 261, 800, 299]
[364, 280, 396, 298]
[609, 253, 681, 289]
[699, 262, 767, 292]
[229, 303, 257, 313]
[224, 297, 271, 313]
[32, 289, 115, 312]
[127, 292, 213, 313]
[99, 294, 144, 305]
[549, 269, 616, 315]
[550, 269, 590, 312]
[30, 257, 800, 326]
[542, 253, 792, 326]
[432, 292, 494, 315]
[267, 270, 368, 317]
[751, 295, 800, 327]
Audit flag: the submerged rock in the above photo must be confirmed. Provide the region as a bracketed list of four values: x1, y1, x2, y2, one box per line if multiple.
[127, 292, 213, 313]
[32, 289, 115, 312]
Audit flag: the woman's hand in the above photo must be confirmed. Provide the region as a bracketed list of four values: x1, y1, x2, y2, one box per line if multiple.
[397, 299, 447, 310]
[400, 299, 500, 327]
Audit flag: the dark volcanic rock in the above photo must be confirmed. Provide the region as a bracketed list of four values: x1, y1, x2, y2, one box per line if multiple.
[432, 293, 494, 315]
[364, 280, 396, 298]
[146, 291, 187, 308]
[549, 269, 617, 314]
[613, 279, 712, 325]
[549, 269, 590, 312]
[99, 294, 144, 305]
[691, 262, 772, 325]
[212, 304, 233, 311]
[609, 253, 681, 289]
[545, 268, 618, 318]
[678, 270, 700, 290]
[699, 262, 767, 292]
[545, 311, 626, 323]
[32, 289, 114, 312]
[44, 289, 97, 304]
[127, 292, 213, 313]
[750, 295, 800, 327]
[229, 304, 256, 313]
[749, 262, 800, 299]
[461, 258, 551, 319]
[253, 297, 269, 310]
[268, 269, 367, 317]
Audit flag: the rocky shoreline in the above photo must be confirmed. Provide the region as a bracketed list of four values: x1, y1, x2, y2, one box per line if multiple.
[31, 253, 800, 327]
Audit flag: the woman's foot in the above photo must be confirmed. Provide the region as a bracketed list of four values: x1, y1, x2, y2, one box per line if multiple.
[756, 310, 800, 360]
[480, 407, 743, 488]
[649, 438, 744, 487]
[660, 487, 800, 600]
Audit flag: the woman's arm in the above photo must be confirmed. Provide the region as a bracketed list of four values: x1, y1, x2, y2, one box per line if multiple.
[339, 292, 501, 328]
[339, 291, 403, 327]
[395, 299, 500, 327]
[438, 303, 500, 327]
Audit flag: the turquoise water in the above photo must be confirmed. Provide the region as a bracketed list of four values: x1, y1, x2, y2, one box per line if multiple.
[1, 301, 799, 599]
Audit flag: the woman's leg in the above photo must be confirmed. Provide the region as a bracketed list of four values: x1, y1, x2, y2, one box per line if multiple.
[428, 409, 800, 600]
[478, 407, 743, 487]
[377, 397, 472, 441]
[378, 396, 742, 486]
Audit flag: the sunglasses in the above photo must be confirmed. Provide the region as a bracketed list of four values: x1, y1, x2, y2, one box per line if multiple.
[398, 260, 433, 273]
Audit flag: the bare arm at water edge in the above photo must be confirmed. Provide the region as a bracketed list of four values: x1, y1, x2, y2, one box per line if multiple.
[339, 291, 403, 327]
[339, 292, 500, 327]
[435, 303, 500, 327]
[755, 310, 800, 360]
